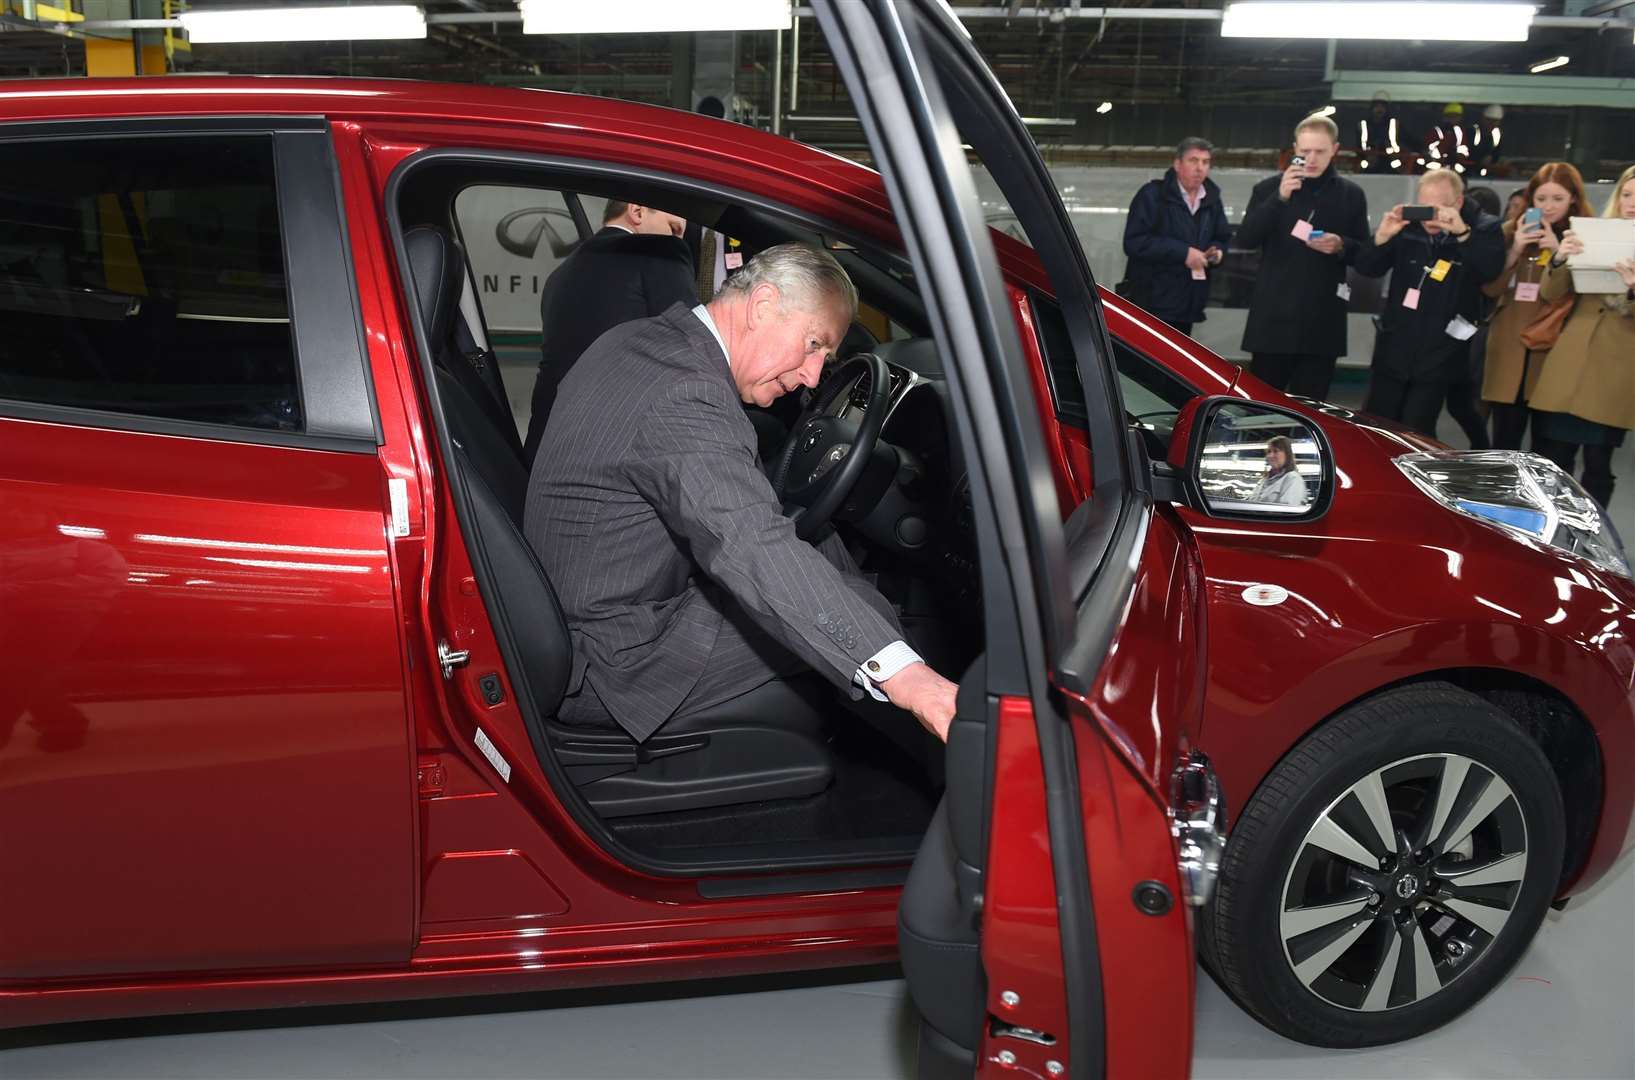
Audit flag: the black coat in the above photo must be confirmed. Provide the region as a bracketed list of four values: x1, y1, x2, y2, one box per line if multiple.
[524, 227, 697, 463]
[1120, 170, 1231, 325]
[1354, 204, 1506, 382]
[1238, 167, 1371, 358]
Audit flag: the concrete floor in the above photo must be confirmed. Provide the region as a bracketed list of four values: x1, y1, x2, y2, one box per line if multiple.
[5, 368, 1631, 1080]
[1, 855, 1628, 1079]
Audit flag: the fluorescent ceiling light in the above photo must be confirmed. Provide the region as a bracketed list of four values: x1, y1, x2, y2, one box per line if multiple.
[180, 5, 426, 43]
[1315, 104, 1337, 117]
[1220, 2, 1534, 42]
[519, 0, 792, 34]
[1529, 55, 1570, 73]
[1096, 100, 1113, 114]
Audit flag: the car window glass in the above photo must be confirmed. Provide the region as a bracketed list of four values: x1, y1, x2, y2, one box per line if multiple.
[453, 186, 604, 337]
[0, 135, 299, 432]
[1030, 292, 1199, 455]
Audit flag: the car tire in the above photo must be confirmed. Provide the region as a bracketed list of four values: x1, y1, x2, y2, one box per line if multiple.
[1202, 681, 1565, 1047]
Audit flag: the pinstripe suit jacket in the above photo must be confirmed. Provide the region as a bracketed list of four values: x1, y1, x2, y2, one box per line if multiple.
[522, 303, 899, 742]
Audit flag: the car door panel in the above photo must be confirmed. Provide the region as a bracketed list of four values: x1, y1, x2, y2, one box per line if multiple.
[0, 421, 414, 979]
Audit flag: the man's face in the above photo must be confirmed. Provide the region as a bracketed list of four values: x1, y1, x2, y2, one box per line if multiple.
[1174, 149, 1212, 192]
[1417, 177, 1460, 234]
[629, 206, 686, 238]
[1293, 131, 1336, 175]
[731, 283, 847, 407]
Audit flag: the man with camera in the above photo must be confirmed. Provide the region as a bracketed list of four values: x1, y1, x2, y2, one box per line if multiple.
[1353, 169, 1506, 436]
[1237, 114, 1370, 400]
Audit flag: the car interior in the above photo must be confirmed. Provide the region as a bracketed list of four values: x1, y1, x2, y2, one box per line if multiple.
[392, 148, 1208, 877]
[392, 159, 1016, 874]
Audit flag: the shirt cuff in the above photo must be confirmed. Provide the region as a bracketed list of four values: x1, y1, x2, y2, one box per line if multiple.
[853, 640, 924, 702]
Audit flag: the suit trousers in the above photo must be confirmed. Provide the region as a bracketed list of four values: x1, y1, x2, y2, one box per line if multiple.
[1364, 372, 1447, 438]
[558, 530, 902, 735]
[1250, 353, 1339, 400]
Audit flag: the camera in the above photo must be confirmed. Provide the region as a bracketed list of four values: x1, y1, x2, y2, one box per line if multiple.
[1402, 205, 1436, 221]
[1290, 155, 1306, 169]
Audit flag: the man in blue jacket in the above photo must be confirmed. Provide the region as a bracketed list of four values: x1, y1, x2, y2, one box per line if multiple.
[1121, 137, 1231, 337]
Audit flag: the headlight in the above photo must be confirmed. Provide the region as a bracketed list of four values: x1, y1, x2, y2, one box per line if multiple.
[1395, 450, 1630, 579]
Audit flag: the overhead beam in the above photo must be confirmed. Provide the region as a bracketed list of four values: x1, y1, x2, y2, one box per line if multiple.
[1331, 69, 1635, 107]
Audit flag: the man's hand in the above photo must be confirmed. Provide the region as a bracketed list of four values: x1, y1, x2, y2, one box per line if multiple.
[1306, 233, 1345, 256]
[880, 662, 958, 742]
[1434, 206, 1469, 237]
[1375, 205, 1408, 246]
[1185, 247, 1209, 272]
[1205, 245, 1224, 266]
[1278, 164, 1305, 202]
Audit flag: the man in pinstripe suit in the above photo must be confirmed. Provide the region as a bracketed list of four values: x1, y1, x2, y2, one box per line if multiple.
[523, 244, 957, 745]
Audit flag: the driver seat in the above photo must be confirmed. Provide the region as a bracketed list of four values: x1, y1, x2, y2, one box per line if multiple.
[403, 225, 834, 819]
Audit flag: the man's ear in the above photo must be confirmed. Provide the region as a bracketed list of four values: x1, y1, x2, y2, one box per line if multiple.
[626, 205, 646, 228]
[746, 282, 782, 329]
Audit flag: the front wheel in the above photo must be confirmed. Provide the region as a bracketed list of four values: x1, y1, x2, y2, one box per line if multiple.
[1202, 682, 1565, 1047]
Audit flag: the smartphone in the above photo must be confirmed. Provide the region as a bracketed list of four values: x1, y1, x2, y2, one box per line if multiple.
[1308, 229, 1327, 238]
[1402, 205, 1436, 221]
[1521, 207, 1544, 228]
[1290, 155, 1306, 169]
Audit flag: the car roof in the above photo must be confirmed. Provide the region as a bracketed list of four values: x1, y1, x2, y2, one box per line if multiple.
[0, 75, 1241, 390]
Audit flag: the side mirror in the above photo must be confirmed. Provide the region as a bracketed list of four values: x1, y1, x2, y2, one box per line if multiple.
[1164, 396, 1334, 520]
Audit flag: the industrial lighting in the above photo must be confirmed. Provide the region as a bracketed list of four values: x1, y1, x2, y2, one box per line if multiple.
[1529, 55, 1571, 73]
[518, 0, 792, 34]
[1316, 104, 1337, 117]
[1220, 2, 1534, 42]
[179, 5, 426, 42]
[1096, 100, 1113, 114]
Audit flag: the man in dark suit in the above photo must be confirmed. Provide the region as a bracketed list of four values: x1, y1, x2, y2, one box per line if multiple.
[523, 243, 957, 744]
[1238, 114, 1370, 400]
[1121, 136, 1230, 337]
[522, 200, 697, 464]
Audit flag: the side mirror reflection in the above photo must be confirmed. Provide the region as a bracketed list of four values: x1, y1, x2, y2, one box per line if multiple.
[1195, 402, 1325, 516]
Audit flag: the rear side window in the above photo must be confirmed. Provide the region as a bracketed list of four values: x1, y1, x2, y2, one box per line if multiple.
[0, 136, 300, 432]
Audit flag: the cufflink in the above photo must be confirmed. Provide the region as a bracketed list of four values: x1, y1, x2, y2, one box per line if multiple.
[867, 660, 881, 673]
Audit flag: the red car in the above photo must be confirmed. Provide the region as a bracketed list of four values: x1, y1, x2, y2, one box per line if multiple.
[0, 5, 1211, 1079]
[1, 0, 1630, 1069]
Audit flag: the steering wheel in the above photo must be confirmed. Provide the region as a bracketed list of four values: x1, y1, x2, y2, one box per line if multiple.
[770, 352, 892, 541]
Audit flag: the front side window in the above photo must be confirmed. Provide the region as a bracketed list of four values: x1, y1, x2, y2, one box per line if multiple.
[0, 136, 299, 431]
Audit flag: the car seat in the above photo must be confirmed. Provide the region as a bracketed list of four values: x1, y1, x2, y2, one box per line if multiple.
[402, 225, 834, 818]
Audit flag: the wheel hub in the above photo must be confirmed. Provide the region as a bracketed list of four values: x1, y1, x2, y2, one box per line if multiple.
[1394, 873, 1420, 902]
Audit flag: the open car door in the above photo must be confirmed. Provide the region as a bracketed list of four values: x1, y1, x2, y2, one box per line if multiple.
[811, 2, 1206, 1078]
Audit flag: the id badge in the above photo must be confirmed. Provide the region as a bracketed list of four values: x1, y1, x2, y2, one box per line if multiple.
[1402, 288, 1421, 310]
[1291, 219, 1315, 241]
[1515, 282, 1540, 303]
[1445, 315, 1478, 341]
[1191, 267, 1208, 281]
[1429, 259, 1453, 282]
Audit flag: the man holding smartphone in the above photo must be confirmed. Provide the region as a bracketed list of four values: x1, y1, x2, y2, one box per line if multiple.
[1237, 114, 1370, 399]
[1353, 169, 1505, 436]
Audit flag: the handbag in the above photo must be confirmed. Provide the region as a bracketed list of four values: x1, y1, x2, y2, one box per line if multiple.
[1519, 294, 1575, 352]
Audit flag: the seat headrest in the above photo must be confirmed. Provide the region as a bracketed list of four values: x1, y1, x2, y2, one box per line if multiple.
[403, 226, 466, 351]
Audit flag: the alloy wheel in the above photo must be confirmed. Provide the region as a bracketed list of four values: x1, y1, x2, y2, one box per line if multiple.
[1278, 753, 1529, 1012]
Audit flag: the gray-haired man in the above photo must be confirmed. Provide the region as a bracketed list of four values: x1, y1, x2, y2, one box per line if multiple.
[523, 243, 958, 744]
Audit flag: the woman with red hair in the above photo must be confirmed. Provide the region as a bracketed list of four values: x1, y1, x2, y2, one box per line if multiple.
[1481, 162, 1591, 449]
